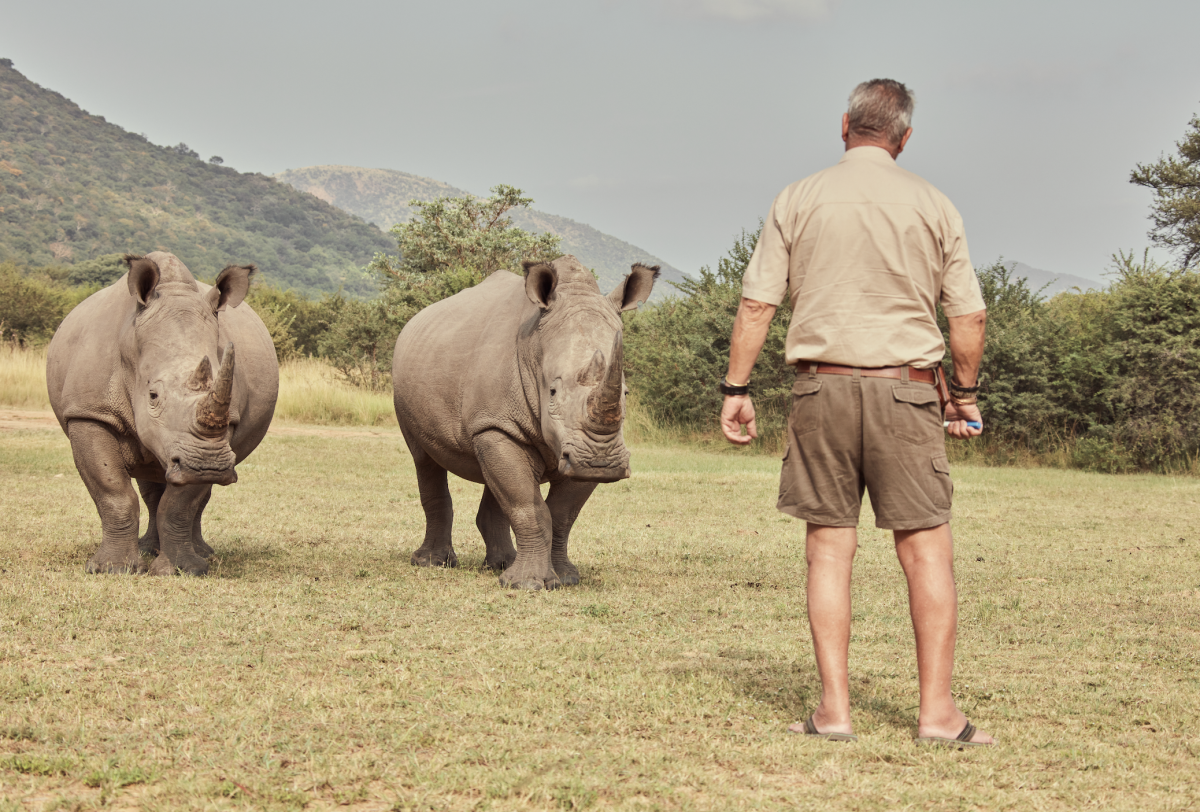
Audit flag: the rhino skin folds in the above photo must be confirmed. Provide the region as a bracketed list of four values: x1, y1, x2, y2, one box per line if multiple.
[46, 251, 279, 576]
[393, 254, 658, 590]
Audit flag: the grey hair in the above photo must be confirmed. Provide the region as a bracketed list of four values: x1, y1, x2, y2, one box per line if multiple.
[846, 79, 915, 146]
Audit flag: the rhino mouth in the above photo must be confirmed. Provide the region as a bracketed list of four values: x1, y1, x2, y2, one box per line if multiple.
[165, 442, 238, 486]
[558, 434, 631, 482]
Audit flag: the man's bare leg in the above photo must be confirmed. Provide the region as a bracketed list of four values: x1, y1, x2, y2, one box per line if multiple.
[894, 523, 993, 744]
[788, 522, 858, 735]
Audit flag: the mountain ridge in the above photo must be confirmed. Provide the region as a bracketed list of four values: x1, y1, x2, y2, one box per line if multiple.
[274, 165, 689, 298]
[1006, 262, 1103, 297]
[0, 59, 391, 297]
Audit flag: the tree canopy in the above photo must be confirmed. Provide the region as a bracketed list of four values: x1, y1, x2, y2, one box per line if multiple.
[1130, 114, 1200, 268]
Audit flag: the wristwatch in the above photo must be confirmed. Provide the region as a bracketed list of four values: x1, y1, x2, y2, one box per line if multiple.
[719, 377, 750, 396]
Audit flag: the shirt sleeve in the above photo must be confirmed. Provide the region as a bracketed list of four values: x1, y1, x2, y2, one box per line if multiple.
[740, 191, 791, 306]
[938, 206, 986, 317]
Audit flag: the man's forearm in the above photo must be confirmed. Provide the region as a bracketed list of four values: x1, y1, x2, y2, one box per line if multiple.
[727, 298, 778, 384]
[946, 309, 987, 385]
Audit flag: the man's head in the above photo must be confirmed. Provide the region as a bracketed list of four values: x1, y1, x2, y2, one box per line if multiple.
[842, 78, 915, 158]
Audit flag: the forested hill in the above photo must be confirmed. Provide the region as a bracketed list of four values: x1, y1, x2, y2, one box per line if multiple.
[275, 165, 689, 296]
[0, 59, 391, 297]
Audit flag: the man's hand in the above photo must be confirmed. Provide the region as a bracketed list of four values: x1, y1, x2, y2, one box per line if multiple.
[721, 395, 758, 445]
[944, 400, 983, 439]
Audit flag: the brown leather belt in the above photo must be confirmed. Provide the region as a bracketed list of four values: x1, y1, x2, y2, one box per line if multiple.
[801, 363, 936, 385]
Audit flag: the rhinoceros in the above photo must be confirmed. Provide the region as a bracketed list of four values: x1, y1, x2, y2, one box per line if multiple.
[46, 251, 279, 576]
[392, 255, 658, 590]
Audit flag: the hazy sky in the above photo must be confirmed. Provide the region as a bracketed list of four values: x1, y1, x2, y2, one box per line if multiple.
[5, 0, 1200, 282]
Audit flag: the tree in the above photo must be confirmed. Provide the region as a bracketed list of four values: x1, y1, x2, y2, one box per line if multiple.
[1130, 114, 1200, 268]
[209, 156, 224, 165]
[369, 184, 560, 283]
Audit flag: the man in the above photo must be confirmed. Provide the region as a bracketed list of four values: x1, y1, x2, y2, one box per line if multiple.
[720, 79, 992, 746]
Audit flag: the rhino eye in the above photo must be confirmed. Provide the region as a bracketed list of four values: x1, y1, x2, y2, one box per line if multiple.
[550, 388, 557, 397]
[149, 391, 158, 402]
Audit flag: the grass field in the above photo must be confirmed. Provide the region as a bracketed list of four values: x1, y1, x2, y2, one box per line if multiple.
[2, 414, 1200, 811]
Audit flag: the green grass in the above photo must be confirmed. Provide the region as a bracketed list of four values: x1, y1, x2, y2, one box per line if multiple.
[2, 422, 1199, 810]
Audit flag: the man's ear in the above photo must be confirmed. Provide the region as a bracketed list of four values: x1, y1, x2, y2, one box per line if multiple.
[206, 264, 256, 313]
[125, 254, 160, 307]
[607, 263, 660, 312]
[524, 260, 558, 311]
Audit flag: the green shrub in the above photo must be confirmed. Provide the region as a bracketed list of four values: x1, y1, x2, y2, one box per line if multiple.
[623, 227, 793, 441]
[0, 262, 74, 346]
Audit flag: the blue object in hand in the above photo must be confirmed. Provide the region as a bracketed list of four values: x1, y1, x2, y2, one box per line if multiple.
[943, 420, 982, 430]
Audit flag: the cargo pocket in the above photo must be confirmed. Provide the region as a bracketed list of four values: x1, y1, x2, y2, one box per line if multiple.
[889, 385, 942, 445]
[790, 379, 824, 437]
[931, 453, 953, 511]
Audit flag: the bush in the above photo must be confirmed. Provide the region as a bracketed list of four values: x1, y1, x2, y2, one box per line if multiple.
[623, 227, 793, 441]
[0, 262, 74, 346]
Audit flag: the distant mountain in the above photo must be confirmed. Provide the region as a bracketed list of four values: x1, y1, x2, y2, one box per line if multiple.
[1006, 262, 1103, 297]
[0, 59, 391, 297]
[274, 165, 689, 298]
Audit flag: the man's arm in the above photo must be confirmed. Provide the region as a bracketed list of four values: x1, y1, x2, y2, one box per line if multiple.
[944, 308, 986, 440]
[721, 297, 778, 445]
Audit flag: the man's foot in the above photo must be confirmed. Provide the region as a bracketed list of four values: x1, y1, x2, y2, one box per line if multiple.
[787, 709, 856, 741]
[915, 715, 993, 746]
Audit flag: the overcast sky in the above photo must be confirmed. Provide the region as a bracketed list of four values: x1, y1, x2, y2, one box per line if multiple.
[5, 0, 1200, 282]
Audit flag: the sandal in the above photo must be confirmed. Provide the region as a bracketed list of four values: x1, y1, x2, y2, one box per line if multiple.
[915, 720, 990, 747]
[788, 713, 858, 742]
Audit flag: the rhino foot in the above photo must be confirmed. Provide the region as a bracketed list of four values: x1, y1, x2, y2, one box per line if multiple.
[192, 536, 214, 559]
[148, 553, 209, 577]
[499, 565, 561, 591]
[484, 549, 517, 571]
[86, 551, 147, 575]
[410, 546, 458, 568]
[553, 561, 580, 587]
[137, 535, 159, 557]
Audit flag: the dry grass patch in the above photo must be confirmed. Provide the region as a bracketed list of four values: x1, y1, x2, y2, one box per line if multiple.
[1, 424, 1200, 810]
[0, 344, 49, 410]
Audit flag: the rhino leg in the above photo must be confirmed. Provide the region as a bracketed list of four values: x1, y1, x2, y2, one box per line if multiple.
[147, 484, 212, 576]
[136, 479, 164, 557]
[408, 440, 458, 568]
[476, 487, 516, 571]
[191, 487, 214, 558]
[475, 431, 558, 590]
[69, 421, 146, 574]
[545, 479, 596, 587]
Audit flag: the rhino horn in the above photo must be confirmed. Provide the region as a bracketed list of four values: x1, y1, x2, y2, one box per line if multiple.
[576, 349, 605, 387]
[187, 355, 214, 391]
[195, 342, 235, 433]
[586, 332, 624, 434]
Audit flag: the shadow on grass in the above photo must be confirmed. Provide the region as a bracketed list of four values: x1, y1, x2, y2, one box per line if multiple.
[669, 655, 916, 733]
[207, 541, 284, 579]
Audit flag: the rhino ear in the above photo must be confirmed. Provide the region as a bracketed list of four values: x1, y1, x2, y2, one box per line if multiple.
[523, 261, 558, 311]
[607, 263, 660, 312]
[207, 263, 256, 312]
[125, 254, 160, 307]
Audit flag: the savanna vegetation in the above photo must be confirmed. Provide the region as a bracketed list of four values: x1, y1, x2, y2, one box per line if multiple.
[8, 186, 1200, 473]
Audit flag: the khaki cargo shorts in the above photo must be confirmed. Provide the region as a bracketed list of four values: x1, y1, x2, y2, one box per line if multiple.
[777, 367, 953, 530]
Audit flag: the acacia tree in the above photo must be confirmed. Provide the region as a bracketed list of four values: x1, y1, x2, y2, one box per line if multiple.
[1131, 114, 1200, 268]
[370, 184, 560, 282]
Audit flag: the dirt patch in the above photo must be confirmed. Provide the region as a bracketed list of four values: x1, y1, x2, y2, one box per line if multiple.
[0, 409, 58, 431]
[0, 408, 397, 439]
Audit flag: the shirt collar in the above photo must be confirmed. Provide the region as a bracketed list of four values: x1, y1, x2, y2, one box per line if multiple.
[838, 145, 896, 165]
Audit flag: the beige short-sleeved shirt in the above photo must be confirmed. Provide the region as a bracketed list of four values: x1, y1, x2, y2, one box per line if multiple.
[741, 146, 986, 369]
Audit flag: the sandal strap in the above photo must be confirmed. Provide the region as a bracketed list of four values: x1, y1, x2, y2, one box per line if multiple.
[956, 721, 976, 742]
[804, 714, 819, 735]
